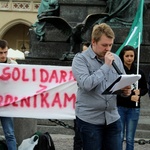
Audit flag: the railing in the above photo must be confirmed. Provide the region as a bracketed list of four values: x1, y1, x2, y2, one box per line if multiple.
[0, 0, 40, 12]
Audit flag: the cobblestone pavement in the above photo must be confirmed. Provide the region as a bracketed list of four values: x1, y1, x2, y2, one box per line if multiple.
[51, 134, 150, 150]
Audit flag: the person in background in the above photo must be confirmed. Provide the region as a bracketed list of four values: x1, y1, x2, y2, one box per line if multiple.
[82, 42, 90, 51]
[117, 45, 148, 150]
[72, 23, 131, 150]
[0, 39, 17, 150]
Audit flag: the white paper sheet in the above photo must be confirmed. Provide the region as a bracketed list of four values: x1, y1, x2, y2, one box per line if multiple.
[110, 74, 141, 93]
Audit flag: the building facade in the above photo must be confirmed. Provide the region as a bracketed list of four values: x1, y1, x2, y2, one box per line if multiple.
[0, 0, 40, 51]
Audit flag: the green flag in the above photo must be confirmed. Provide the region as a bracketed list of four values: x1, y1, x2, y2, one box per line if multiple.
[115, 0, 144, 55]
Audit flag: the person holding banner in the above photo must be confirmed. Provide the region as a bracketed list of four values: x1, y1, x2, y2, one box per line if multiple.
[117, 45, 148, 150]
[0, 39, 17, 150]
[72, 23, 131, 150]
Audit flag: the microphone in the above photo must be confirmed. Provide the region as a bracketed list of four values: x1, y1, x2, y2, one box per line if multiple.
[112, 60, 122, 75]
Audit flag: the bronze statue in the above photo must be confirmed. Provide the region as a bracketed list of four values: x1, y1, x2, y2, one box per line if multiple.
[105, 0, 139, 25]
[32, 0, 59, 41]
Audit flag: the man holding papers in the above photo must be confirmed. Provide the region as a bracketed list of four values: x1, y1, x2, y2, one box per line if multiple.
[72, 23, 132, 150]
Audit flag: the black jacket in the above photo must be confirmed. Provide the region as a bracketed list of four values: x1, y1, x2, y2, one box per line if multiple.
[117, 65, 148, 108]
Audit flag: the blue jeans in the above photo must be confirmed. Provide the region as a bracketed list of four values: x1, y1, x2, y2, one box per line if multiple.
[118, 106, 140, 150]
[0, 117, 17, 150]
[76, 117, 122, 150]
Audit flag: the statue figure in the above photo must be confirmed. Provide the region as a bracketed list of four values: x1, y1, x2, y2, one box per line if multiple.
[105, 0, 139, 25]
[80, 0, 141, 44]
[32, 0, 59, 41]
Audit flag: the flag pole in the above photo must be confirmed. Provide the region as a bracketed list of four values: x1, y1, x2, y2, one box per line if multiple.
[135, 32, 141, 106]
[137, 32, 141, 75]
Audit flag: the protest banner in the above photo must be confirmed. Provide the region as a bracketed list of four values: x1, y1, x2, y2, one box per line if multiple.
[0, 63, 77, 119]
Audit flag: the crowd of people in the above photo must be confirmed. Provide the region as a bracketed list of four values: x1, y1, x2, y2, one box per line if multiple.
[0, 22, 150, 150]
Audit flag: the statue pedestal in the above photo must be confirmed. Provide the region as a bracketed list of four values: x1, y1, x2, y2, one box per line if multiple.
[29, 16, 81, 60]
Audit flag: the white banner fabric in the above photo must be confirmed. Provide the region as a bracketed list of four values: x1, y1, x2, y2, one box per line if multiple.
[0, 63, 77, 119]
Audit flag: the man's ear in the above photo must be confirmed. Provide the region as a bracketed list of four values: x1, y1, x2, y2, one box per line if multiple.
[91, 40, 96, 46]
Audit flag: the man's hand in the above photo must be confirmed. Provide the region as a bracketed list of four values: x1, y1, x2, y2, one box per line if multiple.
[104, 52, 114, 66]
[121, 85, 131, 96]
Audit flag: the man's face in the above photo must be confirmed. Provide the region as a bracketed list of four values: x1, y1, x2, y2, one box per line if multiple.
[0, 47, 8, 62]
[92, 34, 114, 59]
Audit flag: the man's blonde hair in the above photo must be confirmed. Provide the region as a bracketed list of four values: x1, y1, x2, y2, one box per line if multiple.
[91, 23, 115, 42]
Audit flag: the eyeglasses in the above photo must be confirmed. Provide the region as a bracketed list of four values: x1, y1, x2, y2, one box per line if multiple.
[0, 51, 8, 55]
